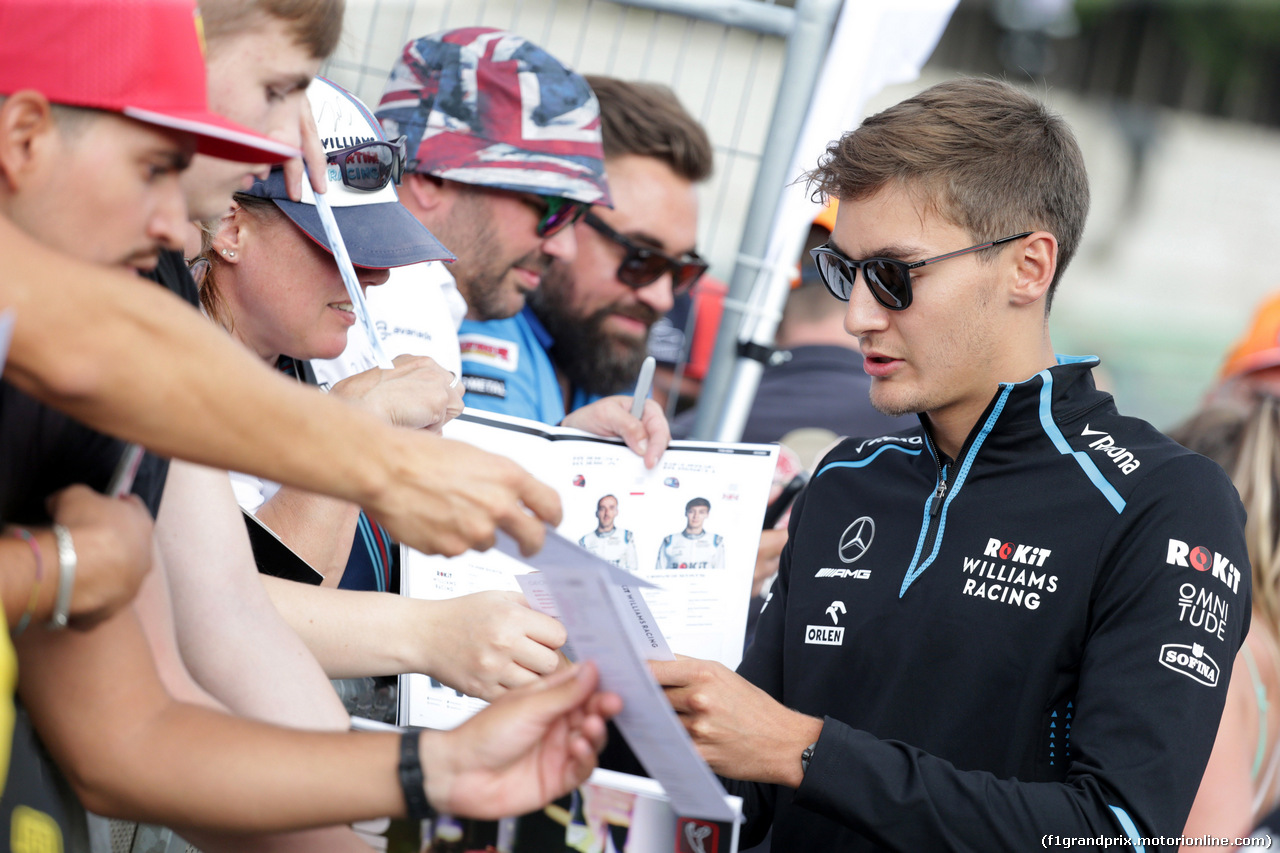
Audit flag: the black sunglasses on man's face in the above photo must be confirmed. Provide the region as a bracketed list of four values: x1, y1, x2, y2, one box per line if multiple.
[583, 212, 708, 294]
[810, 231, 1032, 310]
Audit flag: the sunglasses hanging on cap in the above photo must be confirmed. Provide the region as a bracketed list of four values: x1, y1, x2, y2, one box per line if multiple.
[326, 136, 407, 191]
[583, 212, 708, 294]
[810, 231, 1032, 310]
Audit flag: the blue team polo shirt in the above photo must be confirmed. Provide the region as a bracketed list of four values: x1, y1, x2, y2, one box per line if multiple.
[458, 307, 600, 424]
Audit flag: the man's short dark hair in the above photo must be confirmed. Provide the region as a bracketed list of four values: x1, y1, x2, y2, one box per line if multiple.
[597, 494, 617, 509]
[586, 75, 713, 184]
[806, 77, 1089, 312]
[686, 497, 710, 513]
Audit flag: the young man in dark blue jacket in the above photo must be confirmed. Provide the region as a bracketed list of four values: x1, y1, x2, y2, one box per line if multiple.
[652, 78, 1249, 852]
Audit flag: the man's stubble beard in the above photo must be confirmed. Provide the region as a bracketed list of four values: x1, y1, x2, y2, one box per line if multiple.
[441, 193, 544, 322]
[529, 264, 659, 396]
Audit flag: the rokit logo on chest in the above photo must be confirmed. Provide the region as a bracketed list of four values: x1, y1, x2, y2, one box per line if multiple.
[959, 537, 1059, 611]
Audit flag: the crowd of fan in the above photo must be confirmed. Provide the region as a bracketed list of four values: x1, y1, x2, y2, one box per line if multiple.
[1, 1, 1278, 852]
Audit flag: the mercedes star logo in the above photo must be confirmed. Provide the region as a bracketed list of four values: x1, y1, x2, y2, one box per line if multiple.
[838, 516, 875, 563]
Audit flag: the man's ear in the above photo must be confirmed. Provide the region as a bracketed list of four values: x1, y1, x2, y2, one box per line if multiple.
[1009, 231, 1058, 308]
[400, 171, 450, 215]
[0, 91, 58, 193]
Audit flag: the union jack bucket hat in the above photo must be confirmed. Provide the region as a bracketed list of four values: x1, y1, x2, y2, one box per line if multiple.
[376, 27, 611, 207]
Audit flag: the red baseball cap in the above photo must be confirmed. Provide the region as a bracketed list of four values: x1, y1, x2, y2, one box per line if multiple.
[0, 0, 298, 164]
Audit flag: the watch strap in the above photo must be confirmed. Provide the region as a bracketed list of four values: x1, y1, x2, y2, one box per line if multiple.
[398, 729, 436, 820]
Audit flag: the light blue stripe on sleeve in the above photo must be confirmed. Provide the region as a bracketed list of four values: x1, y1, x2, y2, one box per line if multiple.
[1109, 805, 1146, 853]
[1036, 369, 1126, 514]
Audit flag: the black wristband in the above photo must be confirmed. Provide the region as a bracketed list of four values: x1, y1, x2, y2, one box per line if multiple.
[398, 729, 436, 821]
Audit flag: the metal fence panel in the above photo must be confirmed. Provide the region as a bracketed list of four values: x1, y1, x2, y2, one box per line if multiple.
[324, 0, 797, 278]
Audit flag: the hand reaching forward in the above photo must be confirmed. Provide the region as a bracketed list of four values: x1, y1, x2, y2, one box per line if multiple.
[561, 396, 670, 469]
[362, 429, 561, 557]
[331, 354, 464, 433]
[418, 591, 568, 700]
[420, 663, 622, 818]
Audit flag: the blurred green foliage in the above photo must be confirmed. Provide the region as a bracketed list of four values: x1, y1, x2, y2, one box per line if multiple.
[1074, 0, 1280, 88]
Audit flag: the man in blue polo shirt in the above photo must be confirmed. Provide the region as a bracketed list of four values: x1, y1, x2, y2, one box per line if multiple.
[458, 75, 712, 426]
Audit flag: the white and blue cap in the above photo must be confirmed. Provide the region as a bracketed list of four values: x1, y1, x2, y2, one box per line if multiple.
[245, 77, 454, 269]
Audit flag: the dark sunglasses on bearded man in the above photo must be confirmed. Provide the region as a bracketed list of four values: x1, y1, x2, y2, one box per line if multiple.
[583, 211, 708, 293]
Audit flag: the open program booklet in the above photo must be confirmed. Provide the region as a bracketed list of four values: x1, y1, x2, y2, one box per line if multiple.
[400, 409, 777, 732]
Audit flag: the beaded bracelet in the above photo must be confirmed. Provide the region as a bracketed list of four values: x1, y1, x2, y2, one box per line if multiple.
[7, 527, 43, 636]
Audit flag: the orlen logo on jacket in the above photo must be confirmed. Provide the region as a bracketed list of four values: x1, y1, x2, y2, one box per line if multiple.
[1167, 539, 1242, 595]
[983, 538, 1052, 567]
[1159, 642, 1220, 687]
[1081, 425, 1141, 474]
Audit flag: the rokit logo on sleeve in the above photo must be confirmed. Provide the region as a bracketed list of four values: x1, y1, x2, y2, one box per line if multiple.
[959, 537, 1059, 611]
[1159, 642, 1220, 687]
[805, 601, 846, 645]
[1080, 425, 1141, 474]
[815, 517, 875, 579]
[1167, 539, 1242, 595]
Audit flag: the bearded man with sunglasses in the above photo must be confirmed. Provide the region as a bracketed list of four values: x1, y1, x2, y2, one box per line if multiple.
[458, 76, 712, 426]
[315, 30, 669, 467]
[651, 78, 1250, 852]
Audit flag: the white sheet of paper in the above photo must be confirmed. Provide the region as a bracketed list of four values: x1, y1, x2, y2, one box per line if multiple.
[504, 535, 675, 660]
[497, 529, 734, 822]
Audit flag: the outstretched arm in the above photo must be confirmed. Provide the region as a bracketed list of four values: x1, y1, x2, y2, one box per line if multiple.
[263, 581, 567, 699]
[18, 608, 619, 832]
[0, 218, 559, 557]
[154, 460, 351, 729]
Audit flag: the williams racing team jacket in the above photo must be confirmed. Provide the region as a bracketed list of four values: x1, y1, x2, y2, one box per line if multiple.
[732, 357, 1250, 852]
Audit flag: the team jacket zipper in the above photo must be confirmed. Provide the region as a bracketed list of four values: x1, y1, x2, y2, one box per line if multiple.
[920, 428, 950, 562]
[900, 386, 1014, 595]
